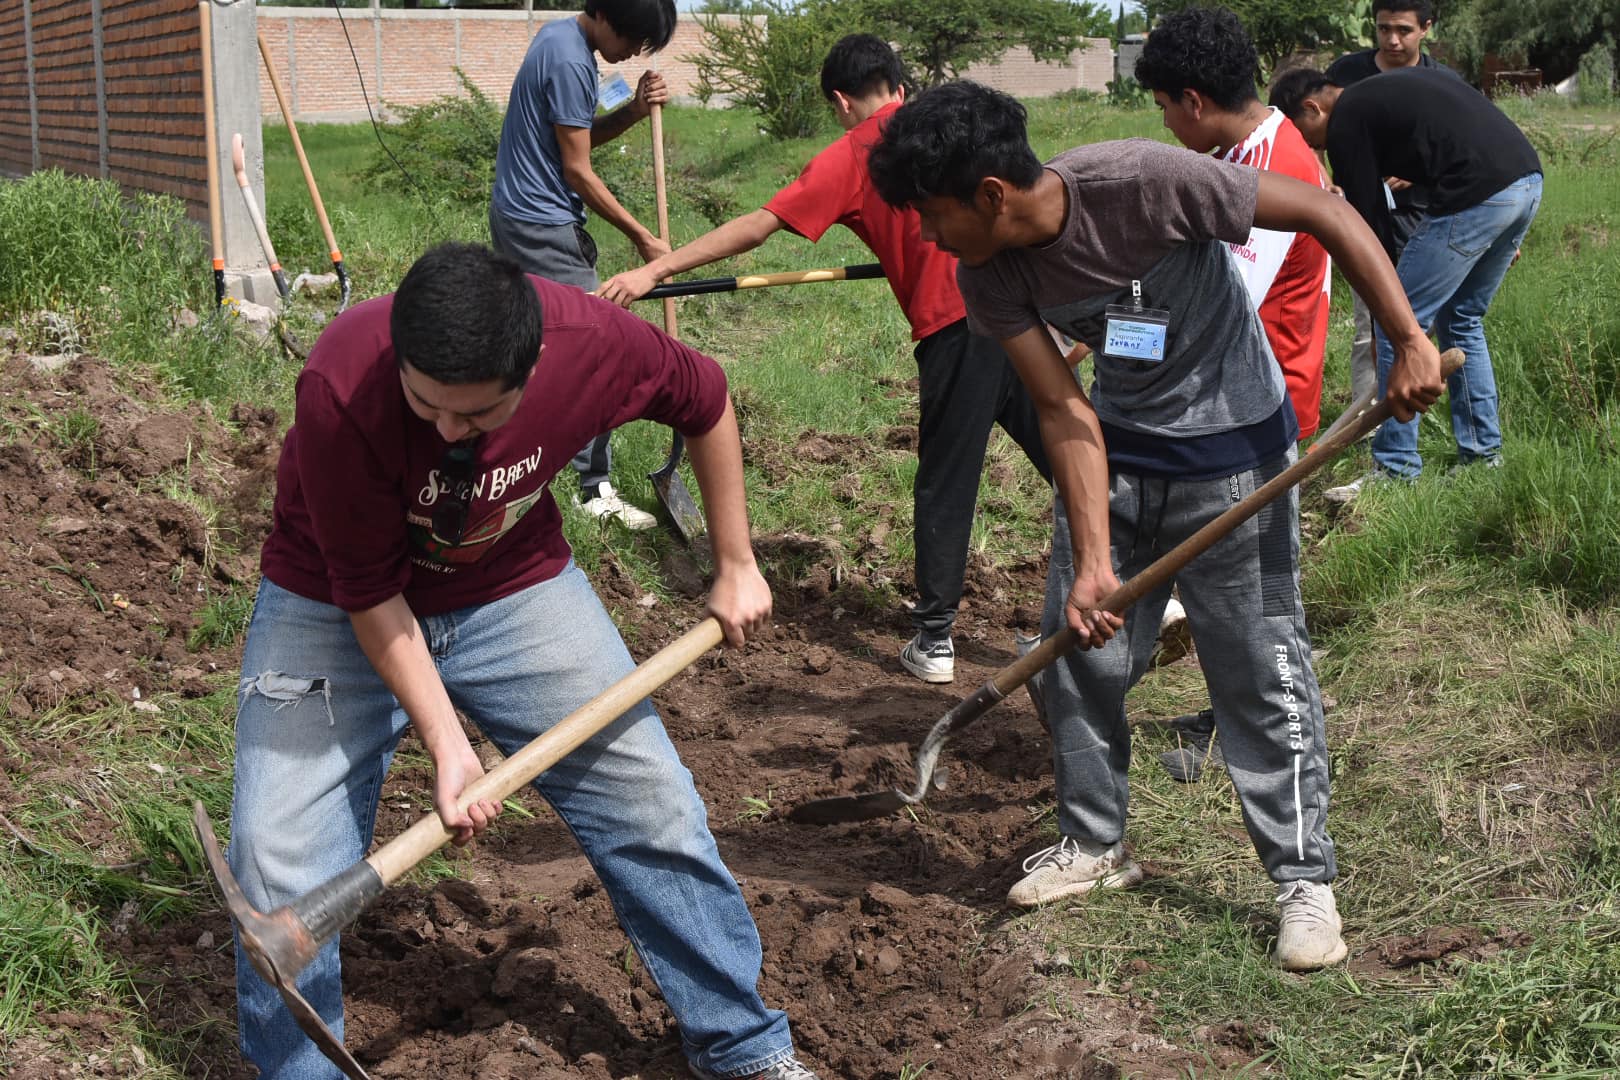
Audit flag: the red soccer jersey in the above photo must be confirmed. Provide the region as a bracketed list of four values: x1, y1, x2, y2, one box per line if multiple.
[1221, 109, 1332, 438]
[764, 102, 964, 341]
[259, 276, 729, 615]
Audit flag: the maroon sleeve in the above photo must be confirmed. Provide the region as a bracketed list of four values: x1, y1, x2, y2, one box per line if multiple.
[292, 372, 415, 612]
[543, 287, 731, 442]
[763, 137, 859, 243]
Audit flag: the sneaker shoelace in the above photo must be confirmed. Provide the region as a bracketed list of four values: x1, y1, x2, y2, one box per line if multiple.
[1022, 835, 1082, 875]
[1276, 881, 1333, 929]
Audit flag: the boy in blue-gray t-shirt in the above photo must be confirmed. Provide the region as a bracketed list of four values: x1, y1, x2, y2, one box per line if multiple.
[868, 82, 1445, 973]
[490, 0, 676, 528]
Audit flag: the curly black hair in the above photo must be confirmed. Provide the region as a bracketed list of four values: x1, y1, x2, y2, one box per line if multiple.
[1133, 8, 1259, 111]
[1267, 67, 1337, 123]
[867, 82, 1044, 207]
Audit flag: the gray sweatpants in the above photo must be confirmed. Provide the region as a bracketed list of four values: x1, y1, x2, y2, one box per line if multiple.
[1040, 449, 1336, 884]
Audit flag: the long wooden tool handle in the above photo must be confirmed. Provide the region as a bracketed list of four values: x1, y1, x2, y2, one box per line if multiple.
[649, 102, 677, 338]
[986, 348, 1465, 699]
[257, 31, 340, 264]
[367, 617, 725, 885]
[198, 1, 224, 305]
[642, 263, 885, 300]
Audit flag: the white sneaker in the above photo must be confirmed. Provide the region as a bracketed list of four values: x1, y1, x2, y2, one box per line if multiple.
[1274, 879, 1348, 971]
[578, 482, 657, 530]
[1324, 470, 1399, 505]
[899, 634, 954, 683]
[1152, 595, 1193, 667]
[1006, 836, 1143, 908]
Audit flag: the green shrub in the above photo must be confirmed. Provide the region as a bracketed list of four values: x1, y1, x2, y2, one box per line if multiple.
[360, 68, 503, 204]
[689, 0, 857, 139]
[1578, 41, 1616, 105]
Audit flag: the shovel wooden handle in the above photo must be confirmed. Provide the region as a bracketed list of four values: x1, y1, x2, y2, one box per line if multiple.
[367, 617, 724, 884]
[650, 101, 677, 339]
[643, 263, 885, 300]
[990, 347, 1466, 701]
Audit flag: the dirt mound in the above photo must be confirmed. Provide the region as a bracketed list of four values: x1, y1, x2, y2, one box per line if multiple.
[0, 354, 278, 714]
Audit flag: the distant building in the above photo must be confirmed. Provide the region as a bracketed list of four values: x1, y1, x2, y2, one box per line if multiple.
[1116, 33, 1147, 86]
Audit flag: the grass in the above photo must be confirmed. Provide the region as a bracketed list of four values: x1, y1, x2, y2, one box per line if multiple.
[1, 88, 1618, 1075]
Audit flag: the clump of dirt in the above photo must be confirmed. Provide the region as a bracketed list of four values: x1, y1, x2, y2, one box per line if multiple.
[0, 354, 278, 713]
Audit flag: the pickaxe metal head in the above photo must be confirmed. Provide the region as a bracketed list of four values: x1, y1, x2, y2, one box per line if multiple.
[193, 801, 383, 1079]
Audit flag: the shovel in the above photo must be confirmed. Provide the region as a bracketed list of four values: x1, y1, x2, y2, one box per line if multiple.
[194, 616, 725, 1079]
[645, 102, 707, 546]
[642, 263, 884, 300]
[788, 349, 1464, 825]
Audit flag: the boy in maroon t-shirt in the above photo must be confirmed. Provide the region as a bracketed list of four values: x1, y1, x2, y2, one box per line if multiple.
[229, 244, 818, 1080]
[598, 34, 1051, 686]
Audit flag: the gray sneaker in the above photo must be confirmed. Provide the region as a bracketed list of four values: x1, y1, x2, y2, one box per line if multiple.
[1007, 836, 1143, 908]
[1274, 879, 1348, 971]
[689, 1057, 820, 1080]
[1158, 708, 1220, 782]
[900, 634, 954, 683]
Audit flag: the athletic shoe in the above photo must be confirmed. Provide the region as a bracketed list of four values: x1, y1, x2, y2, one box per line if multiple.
[1158, 707, 1220, 782]
[1447, 454, 1504, 477]
[1323, 470, 1397, 505]
[1006, 836, 1143, 908]
[1274, 880, 1348, 971]
[689, 1057, 821, 1080]
[578, 482, 657, 530]
[1152, 596, 1193, 667]
[900, 634, 954, 684]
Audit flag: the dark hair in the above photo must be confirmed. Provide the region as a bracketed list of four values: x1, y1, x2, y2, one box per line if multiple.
[1134, 8, 1259, 111]
[1268, 67, 1336, 121]
[391, 243, 542, 390]
[584, 0, 677, 52]
[1374, 0, 1434, 26]
[867, 81, 1044, 207]
[820, 34, 907, 102]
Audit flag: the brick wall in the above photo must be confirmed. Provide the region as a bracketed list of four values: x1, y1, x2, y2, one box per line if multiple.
[0, 0, 204, 213]
[962, 39, 1114, 98]
[256, 9, 755, 122]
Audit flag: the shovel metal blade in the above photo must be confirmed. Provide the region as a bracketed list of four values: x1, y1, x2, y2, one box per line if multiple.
[649, 431, 706, 545]
[192, 802, 372, 1080]
[785, 788, 914, 825]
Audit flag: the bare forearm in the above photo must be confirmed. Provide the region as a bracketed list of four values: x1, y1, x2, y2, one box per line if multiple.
[683, 397, 757, 572]
[590, 103, 642, 147]
[644, 210, 783, 283]
[1040, 400, 1112, 577]
[566, 163, 654, 247]
[349, 595, 461, 754]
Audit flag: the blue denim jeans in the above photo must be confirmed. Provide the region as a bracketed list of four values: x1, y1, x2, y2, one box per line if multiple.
[1373, 172, 1542, 478]
[229, 568, 793, 1078]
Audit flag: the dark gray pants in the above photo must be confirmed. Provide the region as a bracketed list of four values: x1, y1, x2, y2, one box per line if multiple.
[1040, 449, 1335, 884]
[488, 208, 611, 491]
[912, 321, 1051, 640]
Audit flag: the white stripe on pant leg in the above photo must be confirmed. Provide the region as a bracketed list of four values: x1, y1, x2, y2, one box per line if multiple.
[1293, 753, 1304, 862]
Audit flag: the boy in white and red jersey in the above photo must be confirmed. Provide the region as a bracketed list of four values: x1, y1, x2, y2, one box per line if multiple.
[1132, 7, 1333, 781]
[1136, 6, 1330, 440]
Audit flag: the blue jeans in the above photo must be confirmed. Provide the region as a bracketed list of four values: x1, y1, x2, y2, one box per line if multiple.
[229, 568, 793, 1078]
[1373, 172, 1542, 478]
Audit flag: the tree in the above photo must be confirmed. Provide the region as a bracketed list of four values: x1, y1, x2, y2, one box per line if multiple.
[855, 0, 1110, 86]
[689, 0, 861, 138]
[1438, 0, 1620, 85]
[1145, 0, 1370, 75]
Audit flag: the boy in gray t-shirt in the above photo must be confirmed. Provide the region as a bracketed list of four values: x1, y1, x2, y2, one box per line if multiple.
[868, 82, 1443, 973]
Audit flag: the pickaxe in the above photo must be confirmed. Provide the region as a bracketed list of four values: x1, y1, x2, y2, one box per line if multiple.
[194, 617, 724, 1077]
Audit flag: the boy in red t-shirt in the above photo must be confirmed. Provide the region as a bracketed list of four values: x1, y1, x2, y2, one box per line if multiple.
[599, 34, 1051, 685]
[1132, 7, 1332, 782]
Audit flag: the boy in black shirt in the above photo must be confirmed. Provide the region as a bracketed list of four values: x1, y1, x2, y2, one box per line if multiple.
[1272, 66, 1541, 493]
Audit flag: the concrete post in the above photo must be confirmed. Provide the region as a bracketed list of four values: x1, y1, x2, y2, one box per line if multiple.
[92, 0, 109, 177]
[205, 0, 275, 304]
[22, 0, 39, 171]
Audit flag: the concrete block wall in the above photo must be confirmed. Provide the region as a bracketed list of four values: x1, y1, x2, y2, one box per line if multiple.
[962, 39, 1114, 98]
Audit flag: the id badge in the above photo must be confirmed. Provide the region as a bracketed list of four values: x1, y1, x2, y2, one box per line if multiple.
[598, 72, 633, 112]
[1102, 280, 1170, 363]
